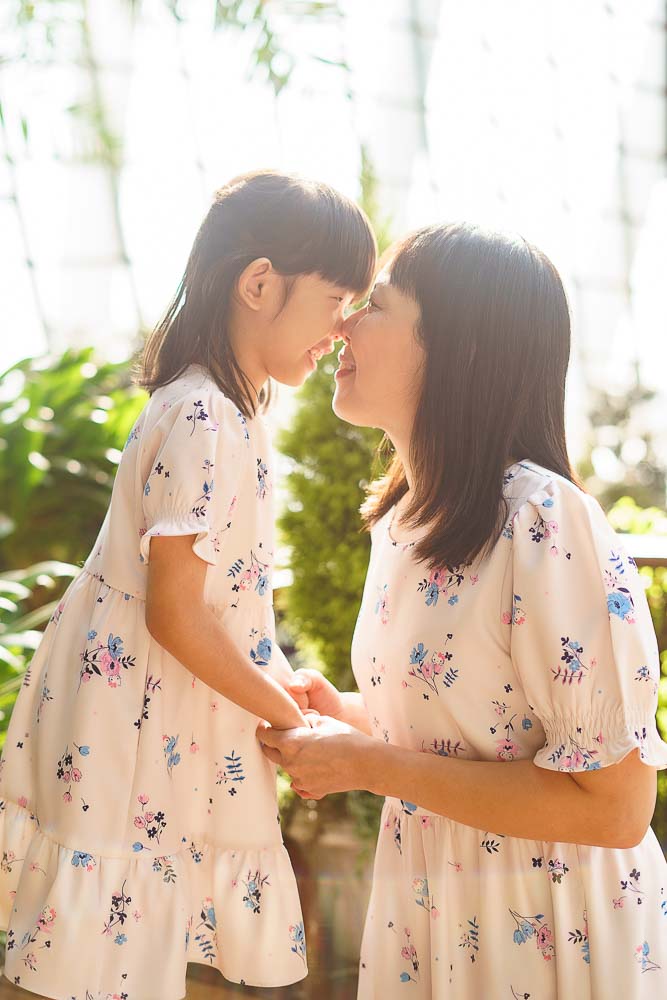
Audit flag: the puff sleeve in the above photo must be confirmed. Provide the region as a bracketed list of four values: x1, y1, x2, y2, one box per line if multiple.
[139, 389, 246, 567]
[509, 477, 667, 773]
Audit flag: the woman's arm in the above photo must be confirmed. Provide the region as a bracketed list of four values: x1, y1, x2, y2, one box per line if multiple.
[362, 738, 656, 849]
[257, 715, 657, 848]
[146, 534, 307, 730]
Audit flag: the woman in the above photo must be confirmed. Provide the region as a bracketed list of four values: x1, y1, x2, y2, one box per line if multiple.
[258, 222, 667, 998]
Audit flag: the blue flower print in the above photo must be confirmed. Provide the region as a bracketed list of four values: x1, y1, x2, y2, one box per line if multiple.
[410, 644, 427, 667]
[163, 734, 181, 776]
[250, 631, 273, 667]
[635, 940, 661, 973]
[604, 551, 637, 622]
[71, 851, 96, 871]
[289, 921, 306, 964]
[241, 868, 270, 914]
[607, 591, 633, 620]
[107, 633, 124, 657]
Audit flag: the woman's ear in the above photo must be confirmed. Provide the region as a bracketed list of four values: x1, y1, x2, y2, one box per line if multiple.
[236, 257, 274, 312]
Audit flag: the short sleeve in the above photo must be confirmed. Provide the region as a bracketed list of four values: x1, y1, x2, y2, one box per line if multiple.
[139, 389, 246, 567]
[509, 478, 667, 773]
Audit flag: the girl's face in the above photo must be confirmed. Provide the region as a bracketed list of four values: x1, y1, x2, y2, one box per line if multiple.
[230, 262, 356, 390]
[332, 269, 424, 436]
[262, 273, 356, 387]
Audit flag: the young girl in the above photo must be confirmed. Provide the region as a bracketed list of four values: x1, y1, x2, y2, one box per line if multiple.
[0, 170, 376, 998]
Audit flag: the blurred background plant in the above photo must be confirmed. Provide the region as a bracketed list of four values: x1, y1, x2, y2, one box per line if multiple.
[2, 1, 667, 979]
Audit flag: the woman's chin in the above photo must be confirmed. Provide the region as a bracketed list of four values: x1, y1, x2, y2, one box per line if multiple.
[332, 386, 368, 426]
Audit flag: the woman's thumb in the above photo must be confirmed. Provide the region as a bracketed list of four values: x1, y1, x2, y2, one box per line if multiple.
[289, 670, 310, 688]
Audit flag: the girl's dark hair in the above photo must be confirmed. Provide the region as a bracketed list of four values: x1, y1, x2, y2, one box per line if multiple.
[361, 221, 581, 569]
[133, 170, 376, 417]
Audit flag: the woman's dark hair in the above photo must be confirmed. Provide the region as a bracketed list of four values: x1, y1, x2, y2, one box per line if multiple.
[361, 221, 581, 569]
[133, 170, 376, 417]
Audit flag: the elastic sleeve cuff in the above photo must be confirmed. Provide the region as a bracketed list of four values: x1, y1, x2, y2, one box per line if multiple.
[533, 709, 667, 772]
[139, 515, 220, 567]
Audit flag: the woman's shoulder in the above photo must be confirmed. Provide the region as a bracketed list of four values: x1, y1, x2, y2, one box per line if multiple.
[505, 458, 611, 548]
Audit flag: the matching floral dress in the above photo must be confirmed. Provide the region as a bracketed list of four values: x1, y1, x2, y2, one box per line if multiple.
[352, 459, 667, 998]
[0, 364, 307, 999]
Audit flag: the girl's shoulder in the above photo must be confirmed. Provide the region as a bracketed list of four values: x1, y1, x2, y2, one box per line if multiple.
[143, 366, 253, 447]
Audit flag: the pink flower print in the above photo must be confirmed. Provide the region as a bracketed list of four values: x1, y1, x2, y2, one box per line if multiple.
[18, 795, 27, 808]
[231, 879, 238, 889]
[496, 738, 522, 761]
[421, 660, 433, 680]
[449, 861, 463, 872]
[133, 909, 142, 922]
[138, 793, 149, 805]
[613, 897, 625, 909]
[134, 816, 145, 829]
[470, 574, 478, 586]
[99, 650, 115, 674]
[144, 811, 155, 824]
[513, 606, 526, 625]
[536, 925, 553, 950]
[37, 906, 56, 932]
[229, 496, 237, 516]
[71, 768, 82, 782]
[419, 816, 432, 830]
[81, 671, 92, 683]
[63, 791, 72, 802]
[190, 740, 199, 753]
[502, 610, 512, 625]
[431, 652, 445, 674]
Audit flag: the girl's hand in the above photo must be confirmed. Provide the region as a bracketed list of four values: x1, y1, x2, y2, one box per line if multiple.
[286, 669, 344, 719]
[256, 714, 373, 799]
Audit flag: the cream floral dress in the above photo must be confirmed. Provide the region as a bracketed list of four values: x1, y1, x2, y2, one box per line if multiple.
[0, 364, 307, 999]
[352, 459, 667, 998]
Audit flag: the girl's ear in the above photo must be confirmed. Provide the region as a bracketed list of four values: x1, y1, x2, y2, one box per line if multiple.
[236, 257, 274, 311]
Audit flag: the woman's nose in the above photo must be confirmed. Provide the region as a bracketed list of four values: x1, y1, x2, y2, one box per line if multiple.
[337, 310, 361, 342]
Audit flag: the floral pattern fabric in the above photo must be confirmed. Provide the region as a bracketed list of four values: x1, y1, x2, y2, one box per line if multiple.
[352, 460, 667, 998]
[0, 365, 307, 998]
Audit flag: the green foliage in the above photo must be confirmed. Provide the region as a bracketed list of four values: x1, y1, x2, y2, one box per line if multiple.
[277, 359, 382, 690]
[0, 561, 78, 751]
[0, 349, 146, 573]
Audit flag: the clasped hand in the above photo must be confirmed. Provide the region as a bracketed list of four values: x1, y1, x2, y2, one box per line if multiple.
[256, 669, 369, 799]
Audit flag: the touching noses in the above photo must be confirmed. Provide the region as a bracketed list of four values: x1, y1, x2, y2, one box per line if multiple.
[336, 309, 362, 344]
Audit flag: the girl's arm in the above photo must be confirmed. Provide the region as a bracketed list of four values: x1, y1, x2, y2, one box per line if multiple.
[146, 534, 307, 730]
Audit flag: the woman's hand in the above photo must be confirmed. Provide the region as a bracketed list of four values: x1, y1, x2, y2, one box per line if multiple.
[256, 714, 374, 799]
[268, 646, 310, 711]
[285, 668, 345, 719]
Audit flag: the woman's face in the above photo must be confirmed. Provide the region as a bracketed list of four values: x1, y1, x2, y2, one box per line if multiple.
[332, 269, 424, 435]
